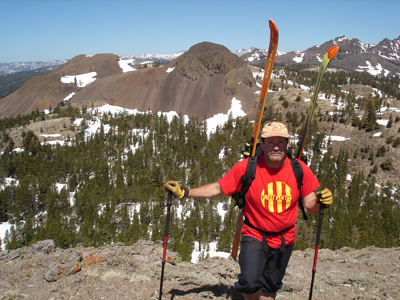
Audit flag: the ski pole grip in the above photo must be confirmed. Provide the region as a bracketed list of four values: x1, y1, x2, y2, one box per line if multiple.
[315, 205, 325, 244]
[164, 191, 173, 236]
[167, 190, 173, 205]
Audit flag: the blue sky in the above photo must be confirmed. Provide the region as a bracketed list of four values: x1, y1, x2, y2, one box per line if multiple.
[0, 0, 399, 63]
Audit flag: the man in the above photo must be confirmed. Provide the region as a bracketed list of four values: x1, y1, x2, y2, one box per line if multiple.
[165, 122, 333, 300]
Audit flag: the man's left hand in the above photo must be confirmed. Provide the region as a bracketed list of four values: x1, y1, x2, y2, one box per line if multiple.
[165, 181, 189, 199]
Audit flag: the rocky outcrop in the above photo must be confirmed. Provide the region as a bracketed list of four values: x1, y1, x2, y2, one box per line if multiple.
[1, 240, 399, 299]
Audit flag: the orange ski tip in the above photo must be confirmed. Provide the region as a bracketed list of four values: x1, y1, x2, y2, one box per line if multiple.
[328, 46, 339, 60]
[269, 19, 278, 30]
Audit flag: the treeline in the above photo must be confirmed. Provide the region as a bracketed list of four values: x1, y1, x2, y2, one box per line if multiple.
[1, 100, 399, 261]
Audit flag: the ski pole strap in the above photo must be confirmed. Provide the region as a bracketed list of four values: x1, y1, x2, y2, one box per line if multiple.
[244, 218, 293, 255]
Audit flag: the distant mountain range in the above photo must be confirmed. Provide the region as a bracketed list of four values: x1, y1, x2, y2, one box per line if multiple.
[237, 36, 400, 77]
[1, 35, 399, 77]
[0, 60, 69, 76]
[0, 53, 187, 76]
[0, 53, 186, 76]
[118, 51, 186, 63]
[0, 35, 399, 120]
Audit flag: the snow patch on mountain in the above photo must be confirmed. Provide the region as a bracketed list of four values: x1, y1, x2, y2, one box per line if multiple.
[60, 72, 97, 87]
[336, 36, 348, 43]
[356, 61, 389, 77]
[293, 52, 305, 63]
[63, 92, 75, 103]
[205, 98, 246, 137]
[118, 59, 136, 73]
[246, 52, 260, 62]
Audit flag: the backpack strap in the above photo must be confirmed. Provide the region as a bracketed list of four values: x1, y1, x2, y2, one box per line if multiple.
[242, 155, 258, 193]
[289, 157, 308, 220]
[231, 153, 260, 208]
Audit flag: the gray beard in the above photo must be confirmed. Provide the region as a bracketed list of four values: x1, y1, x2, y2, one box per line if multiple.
[268, 151, 285, 162]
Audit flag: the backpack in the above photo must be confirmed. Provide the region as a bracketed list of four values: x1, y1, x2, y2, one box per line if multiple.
[231, 145, 308, 220]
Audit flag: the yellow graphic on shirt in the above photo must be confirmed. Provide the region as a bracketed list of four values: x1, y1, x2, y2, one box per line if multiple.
[261, 181, 293, 213]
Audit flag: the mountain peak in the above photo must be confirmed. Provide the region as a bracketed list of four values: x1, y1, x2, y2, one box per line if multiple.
[335, 36, 348, 42]
[174, 42, 248, 81]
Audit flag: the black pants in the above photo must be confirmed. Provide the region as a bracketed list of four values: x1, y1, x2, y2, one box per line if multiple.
[234, 236, 294, 294]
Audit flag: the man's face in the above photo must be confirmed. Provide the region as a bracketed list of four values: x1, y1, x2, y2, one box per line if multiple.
[261, 137, 289, 162]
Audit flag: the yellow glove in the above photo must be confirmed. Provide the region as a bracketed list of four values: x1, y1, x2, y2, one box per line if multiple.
[316, 188, 333, 207]
[165, 181, 189, 199]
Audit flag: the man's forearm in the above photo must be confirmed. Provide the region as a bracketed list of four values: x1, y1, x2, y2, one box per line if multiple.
[302, 192, 320, 214]
[187, 182, 225, 198]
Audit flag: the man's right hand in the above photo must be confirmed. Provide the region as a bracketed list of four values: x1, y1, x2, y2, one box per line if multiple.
[316, 188, 333, 207]
[165, 181, 189, 199]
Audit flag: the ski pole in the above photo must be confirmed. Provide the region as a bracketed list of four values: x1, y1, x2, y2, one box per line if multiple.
[159, 189, 172, 300]
[309, 204, 325, 300]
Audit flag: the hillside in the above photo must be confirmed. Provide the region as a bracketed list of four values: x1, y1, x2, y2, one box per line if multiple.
[0, 42, 257, 120]
[0, 54, 123, 119]
[0, 68, 53, 99]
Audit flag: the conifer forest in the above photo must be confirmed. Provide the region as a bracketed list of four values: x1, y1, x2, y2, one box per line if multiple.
[1, 67, 400, 262]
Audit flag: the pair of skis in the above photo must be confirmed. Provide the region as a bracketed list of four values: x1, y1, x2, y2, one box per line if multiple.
[231, 19, 279, 261]
[230, 19, 339, 300]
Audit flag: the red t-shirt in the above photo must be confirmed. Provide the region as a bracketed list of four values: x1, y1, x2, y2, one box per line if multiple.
[219, 156, 320, 248]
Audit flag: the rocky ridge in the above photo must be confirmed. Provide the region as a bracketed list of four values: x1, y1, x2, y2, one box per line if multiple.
[1, 240, 399, 299]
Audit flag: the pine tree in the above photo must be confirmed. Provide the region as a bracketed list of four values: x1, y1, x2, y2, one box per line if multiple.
[217, 209, 235, 252]
[127, 211, 142, 245]
[6, 225, 22, 250]
[364, 100, 378, 131]
[387, 114, 393, 128]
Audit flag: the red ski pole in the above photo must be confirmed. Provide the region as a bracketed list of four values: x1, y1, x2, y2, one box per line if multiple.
[309, 204, 325, 300]
[159, 189, 172, 300]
